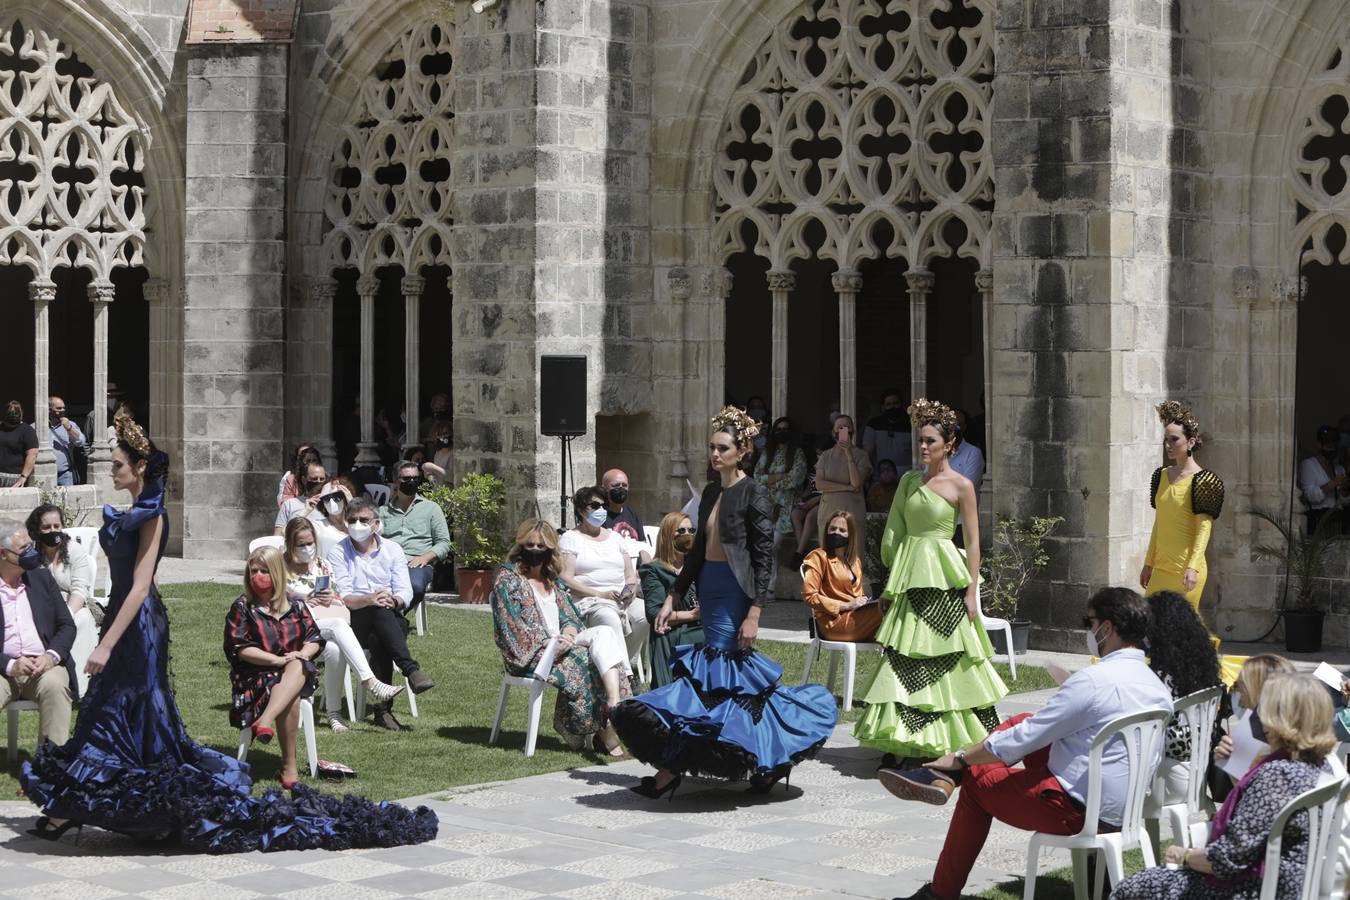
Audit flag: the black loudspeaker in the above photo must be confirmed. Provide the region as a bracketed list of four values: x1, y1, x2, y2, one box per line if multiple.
[540, 355, 587, 436]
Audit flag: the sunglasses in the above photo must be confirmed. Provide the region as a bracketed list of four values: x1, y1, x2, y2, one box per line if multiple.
[674, 527, 694, 535]
[584, 501, 605, 510]
[1081, 616, 1099, 629]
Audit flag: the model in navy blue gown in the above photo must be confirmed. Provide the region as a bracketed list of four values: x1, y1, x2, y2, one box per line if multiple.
[612, 407, 837, 795]
[21, 412, 437, 852]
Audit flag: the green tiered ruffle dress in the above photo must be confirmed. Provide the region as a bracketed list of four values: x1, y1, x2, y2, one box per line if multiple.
[853, 471, 1007, 757]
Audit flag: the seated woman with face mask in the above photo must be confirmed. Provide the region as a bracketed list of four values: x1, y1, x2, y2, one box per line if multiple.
[801, 510, 881, 642]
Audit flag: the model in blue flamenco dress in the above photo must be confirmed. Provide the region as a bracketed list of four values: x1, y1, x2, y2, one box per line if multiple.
[21, 418, 436, 852]
[611, 407, 838, 798]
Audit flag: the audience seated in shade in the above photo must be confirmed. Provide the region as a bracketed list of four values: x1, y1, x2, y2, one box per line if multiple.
[801, 510, 881, 642]
[491, 518, 631, 755]
[1144, 590, 1224, 812]
[637, 512, 702, 689]
[327, 497, 433, 732]
[280, 518, 403, 732]
[558, 485, 649, 683]
[0, 519, 76, 745]
[866, 458, 900, 513]
[378, 460, 451, 618]
[223, 547, 324, 786]
[880, 587, 1174, 900]
[312, 478, 354, 560]
[1114, 672, 1340, 899]
[276, 444, 322, 508]
[274, 460, 330, 535]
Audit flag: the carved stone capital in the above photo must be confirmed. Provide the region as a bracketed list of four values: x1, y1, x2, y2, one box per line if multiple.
[400, 275, 426, 297]
[28, 279, 57, 304]
[143, 278, 168, 306]
[974, 269, 994, 293]
[667, 267, 692, 302]
[766, 269, 796, 292]
[355, 275, 380, 298]
[905, 268, 935, 293]
[308, 279, 338, 304]
[87, 281, 116, 305]
[703, 268, 733, 299]
[1231, 267, 1260, 304]
[831, 270, 863, 293]
[1275, 275, 1306, 304]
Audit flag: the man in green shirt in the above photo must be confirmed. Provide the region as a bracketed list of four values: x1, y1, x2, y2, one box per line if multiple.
[379, 461, 452, 618]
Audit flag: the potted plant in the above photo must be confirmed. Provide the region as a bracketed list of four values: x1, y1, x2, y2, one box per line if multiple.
[979, 514, 1064, 655]
[1252, 509, 1349, 653]
[443, 473, 508, 604]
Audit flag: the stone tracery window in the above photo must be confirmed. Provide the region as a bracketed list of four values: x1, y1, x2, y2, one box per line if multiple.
[1291, 27, 1350, 265]
[0, 19, 147, 282]
[712, 0, 994, 269]
[321, 21, 454, 275]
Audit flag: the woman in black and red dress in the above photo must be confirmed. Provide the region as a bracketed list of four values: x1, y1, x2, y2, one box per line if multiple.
[224, 546, 324, 788]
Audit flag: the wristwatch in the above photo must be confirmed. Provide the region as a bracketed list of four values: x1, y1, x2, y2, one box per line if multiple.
[955, 749, 970, 768]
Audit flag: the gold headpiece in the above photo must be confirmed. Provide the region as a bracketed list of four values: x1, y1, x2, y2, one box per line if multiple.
[710, 405, 761, 450]
[908, 398, 958, 433]
[1155, 400, 1200, 436]
[113, 405, 151, 459]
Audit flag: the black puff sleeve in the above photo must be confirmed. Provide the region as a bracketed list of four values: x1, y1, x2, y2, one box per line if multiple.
[1191, 470, 1224, 519]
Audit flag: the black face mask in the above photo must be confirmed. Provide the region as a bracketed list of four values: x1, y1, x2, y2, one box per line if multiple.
[773, 430, 790, 441]
[2, 412, 19, 427]
[824, 532, 849, 552]
[520, 546, 550, 567]
[608, 487, 628, 505]
[37, 531, 66, 548]
[436, 436, 451, 446]
[398, 477, 422, 496]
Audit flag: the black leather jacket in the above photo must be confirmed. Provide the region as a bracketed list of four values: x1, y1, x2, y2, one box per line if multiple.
[672, 477, 774, 606]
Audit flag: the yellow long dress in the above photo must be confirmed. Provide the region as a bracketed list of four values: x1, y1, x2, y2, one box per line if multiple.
[1144, 466, 1224, 610]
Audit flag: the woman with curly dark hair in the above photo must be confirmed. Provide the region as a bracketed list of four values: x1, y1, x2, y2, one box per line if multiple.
[1146, 590, 1223, 814]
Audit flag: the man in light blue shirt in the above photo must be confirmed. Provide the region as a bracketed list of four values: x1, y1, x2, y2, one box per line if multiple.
[329, 497, 432, 731]
[947, 409, 984, 492]
[878, 587, 1173, 900]
[46, 397, 84, 486]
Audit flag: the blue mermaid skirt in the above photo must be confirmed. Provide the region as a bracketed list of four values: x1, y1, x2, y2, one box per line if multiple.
[20, 589, 437, 853]
[611, 561, 837, 779]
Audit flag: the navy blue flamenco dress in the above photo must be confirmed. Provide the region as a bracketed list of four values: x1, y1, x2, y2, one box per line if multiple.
[20, 461, 437, 852]
[611, 561, 837, 780]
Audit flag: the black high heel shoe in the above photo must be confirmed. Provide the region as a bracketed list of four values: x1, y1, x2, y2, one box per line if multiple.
[746, 770, 791, 795]
[629, 773, 682, 801]
[27, 816, 82, 843]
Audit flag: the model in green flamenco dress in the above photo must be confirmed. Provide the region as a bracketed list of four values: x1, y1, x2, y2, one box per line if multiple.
[853, 399, 1007, 759]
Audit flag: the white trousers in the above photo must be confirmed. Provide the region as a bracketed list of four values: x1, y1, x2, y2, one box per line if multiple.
[70, 607, 98, 696]
[578, 599, 648, 670]
[317, 618, 374, 714]
[570, 625, 630, 678]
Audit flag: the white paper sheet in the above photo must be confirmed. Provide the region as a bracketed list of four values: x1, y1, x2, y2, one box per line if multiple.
[1220, 711, 1269, 779]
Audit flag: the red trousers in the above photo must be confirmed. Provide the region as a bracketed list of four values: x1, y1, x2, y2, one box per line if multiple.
[931, 713, 1086, 899]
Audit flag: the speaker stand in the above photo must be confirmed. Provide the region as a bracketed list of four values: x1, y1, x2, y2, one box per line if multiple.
[557, 435, 574, 530]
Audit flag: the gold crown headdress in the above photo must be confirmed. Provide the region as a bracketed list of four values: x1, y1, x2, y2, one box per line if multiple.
[1155, 400, 1200, 436]
[113, 405, 151, 459]
[908, 398, 958, 433]
[710, 405, 761, 450]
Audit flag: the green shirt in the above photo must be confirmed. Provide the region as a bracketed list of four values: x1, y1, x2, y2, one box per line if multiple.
[379, 496, 451, 562]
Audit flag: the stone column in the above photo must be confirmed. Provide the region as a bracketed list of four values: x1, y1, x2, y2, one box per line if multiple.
[905, 268, 934, 461]
[767, 269, 795, 419]
[707, 268, 733, 419]
[975, 268, 994, 478]
[354, 274, 380, 467]
[308, 279, 338, 465]
[833, 270, 862, 424]
[30, 279, 57, 480]
[87, 280, 116, 479]
[401, 274, 425, 447]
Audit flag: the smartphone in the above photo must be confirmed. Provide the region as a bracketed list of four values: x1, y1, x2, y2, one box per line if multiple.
[314, 575, 331, 592]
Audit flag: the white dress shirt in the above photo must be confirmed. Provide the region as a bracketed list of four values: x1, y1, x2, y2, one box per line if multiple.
[327, 535, 413, 609]
[948, 441, 985, 492]
[1300, 455, 1346, 510]
[983, 647, 1173, 825]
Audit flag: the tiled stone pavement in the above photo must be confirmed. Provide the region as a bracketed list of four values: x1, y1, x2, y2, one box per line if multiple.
[0, 693, 1067, 899]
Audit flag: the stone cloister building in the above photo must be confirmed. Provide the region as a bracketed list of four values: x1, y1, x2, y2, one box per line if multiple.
[0, 0, 1346, 647]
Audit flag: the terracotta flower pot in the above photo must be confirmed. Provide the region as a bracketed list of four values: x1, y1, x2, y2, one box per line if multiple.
[455, 567, 495, 604]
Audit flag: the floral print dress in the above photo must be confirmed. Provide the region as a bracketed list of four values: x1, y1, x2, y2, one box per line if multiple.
[491, 568, 632, 737]
[754, 444, 807, 534]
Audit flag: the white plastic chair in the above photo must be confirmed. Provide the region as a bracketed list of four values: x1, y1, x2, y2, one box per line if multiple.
[799, 564, 880, 710]
[1258, 778, 1350, 900]
[974, 584, 1017, 681]
[643, 525, 660, 546]
[1145, 684, 1224, 853]
[65, 526, 109, 599]
[236, 697, 318, 777]
[489, 637, 561, 757]
[248, 535, 285, 554]
[414, 599, 428, 636]
[5, 700, 40, 764]
[365, 484, 391, 506]
[70, 607, 98, 697]
[1022, 707, 1172, 900]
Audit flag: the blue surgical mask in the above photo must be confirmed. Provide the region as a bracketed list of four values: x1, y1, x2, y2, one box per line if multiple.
[586, 507, 608, 528]
[18, 545, 43, 571]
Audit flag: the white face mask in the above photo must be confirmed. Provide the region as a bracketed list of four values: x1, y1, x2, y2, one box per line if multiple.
[1085, 622, 1107, 657]
[586, 507, 608, 528]
[325, 498, 343, 515]
[295, 545, 316, 563]
[347, 522, 374, 542]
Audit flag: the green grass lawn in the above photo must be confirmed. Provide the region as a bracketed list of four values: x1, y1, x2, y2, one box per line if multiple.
[3, 582, 1051, 805]
[975, 848, 1158, 899]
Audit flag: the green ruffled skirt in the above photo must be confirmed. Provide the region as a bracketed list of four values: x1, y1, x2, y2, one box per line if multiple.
[853, 536, 1008, 757]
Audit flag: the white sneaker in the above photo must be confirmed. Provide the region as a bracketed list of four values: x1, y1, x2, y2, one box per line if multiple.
[365, 678, 406, 704]
[329, 713, 350, 733]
